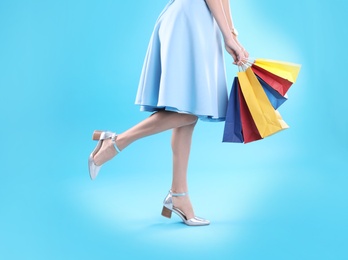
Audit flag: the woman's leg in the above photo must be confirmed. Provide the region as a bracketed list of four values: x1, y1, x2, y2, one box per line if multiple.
[171, 121, 197, 219]
[93, 111, 198, 165]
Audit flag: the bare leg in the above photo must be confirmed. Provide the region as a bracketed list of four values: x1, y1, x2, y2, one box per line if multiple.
[93, 111, 198, 165]
[171, 122, 197, 219]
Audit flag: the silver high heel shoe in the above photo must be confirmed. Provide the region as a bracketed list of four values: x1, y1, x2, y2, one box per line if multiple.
[161, 190, 210, 226]
[88, 130, 121, 180]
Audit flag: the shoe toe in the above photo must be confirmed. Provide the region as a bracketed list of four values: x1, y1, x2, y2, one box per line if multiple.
[186, 216, 210, 226]
[88, 155, 101, 180]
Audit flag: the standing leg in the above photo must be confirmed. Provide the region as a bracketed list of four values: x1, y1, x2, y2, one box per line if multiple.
[171, 121, 197, 219]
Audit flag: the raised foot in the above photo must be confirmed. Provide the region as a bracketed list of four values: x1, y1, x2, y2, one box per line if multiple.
[93, 138, 118, 166]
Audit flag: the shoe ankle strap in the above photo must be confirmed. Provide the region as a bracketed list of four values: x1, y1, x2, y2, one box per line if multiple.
[111, 133, 121, 153]
[170, 190, 188, 197]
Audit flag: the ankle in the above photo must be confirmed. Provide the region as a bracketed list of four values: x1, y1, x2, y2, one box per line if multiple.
[115, 133, 128, 151]
[171, 188, 188, 194]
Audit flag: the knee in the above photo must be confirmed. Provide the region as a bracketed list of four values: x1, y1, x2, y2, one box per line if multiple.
[182, 114, 198, 125]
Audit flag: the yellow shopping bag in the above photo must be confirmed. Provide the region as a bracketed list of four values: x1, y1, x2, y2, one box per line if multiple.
[254, 59, 301, 83]
[238, 67, 289, 138]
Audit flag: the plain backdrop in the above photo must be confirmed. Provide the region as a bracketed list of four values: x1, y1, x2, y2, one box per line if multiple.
[1, 0, 347, 259]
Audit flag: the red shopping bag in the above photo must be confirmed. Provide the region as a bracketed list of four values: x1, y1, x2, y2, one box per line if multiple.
[238, 68, 288, 138]
[237, 82, 262, 143]
[251, 64, 292, 96]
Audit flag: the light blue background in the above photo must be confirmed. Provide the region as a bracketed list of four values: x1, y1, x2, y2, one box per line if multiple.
[1, 0, 347, 259]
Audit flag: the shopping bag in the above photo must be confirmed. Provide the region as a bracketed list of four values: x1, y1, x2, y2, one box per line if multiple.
[254, 59, 301, 83]
[257, 75, 288, 109]
[238, 67, 289, 138]
[238, 83, 262, 143]
[251, 64, 293, 96]
[222, 77, 244, 143]
[222, 57, 300, 144]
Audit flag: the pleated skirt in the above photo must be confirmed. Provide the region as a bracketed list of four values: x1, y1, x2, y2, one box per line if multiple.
[135, 0, 228, 121]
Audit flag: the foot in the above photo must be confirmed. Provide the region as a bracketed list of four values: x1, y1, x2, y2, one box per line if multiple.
[172, 194, 195, 220]
[93, 138, 118, 166]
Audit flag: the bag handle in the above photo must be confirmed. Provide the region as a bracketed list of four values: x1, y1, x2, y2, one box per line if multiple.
[237, 58, 255, 71]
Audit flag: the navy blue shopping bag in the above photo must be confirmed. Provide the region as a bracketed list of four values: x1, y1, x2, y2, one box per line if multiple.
[222, 77, 244, 143]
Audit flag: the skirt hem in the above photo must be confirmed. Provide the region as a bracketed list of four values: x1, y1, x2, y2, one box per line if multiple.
[138, 104, 225, 122]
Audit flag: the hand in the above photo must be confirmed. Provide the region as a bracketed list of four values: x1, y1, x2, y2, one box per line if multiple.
[224, 38, 248, 66]
[233, 35, 249, 60]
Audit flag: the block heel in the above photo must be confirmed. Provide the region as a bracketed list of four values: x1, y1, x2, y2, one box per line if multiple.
[161, 206, 172, 218]
[92, 130, 103, 140]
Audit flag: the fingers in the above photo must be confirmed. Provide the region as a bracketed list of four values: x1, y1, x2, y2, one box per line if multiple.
[231, 51, 243, 66]
[233, 37, 249, 60]
[235, 50, 247, 66]
[242, 48, 249, 59]
[225, 43, 249, 66]
[235, 47, 249, 66]
[225, 45, 238, 63]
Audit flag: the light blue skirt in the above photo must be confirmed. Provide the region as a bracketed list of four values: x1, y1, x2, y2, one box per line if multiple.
[135, 0, 228, 122]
